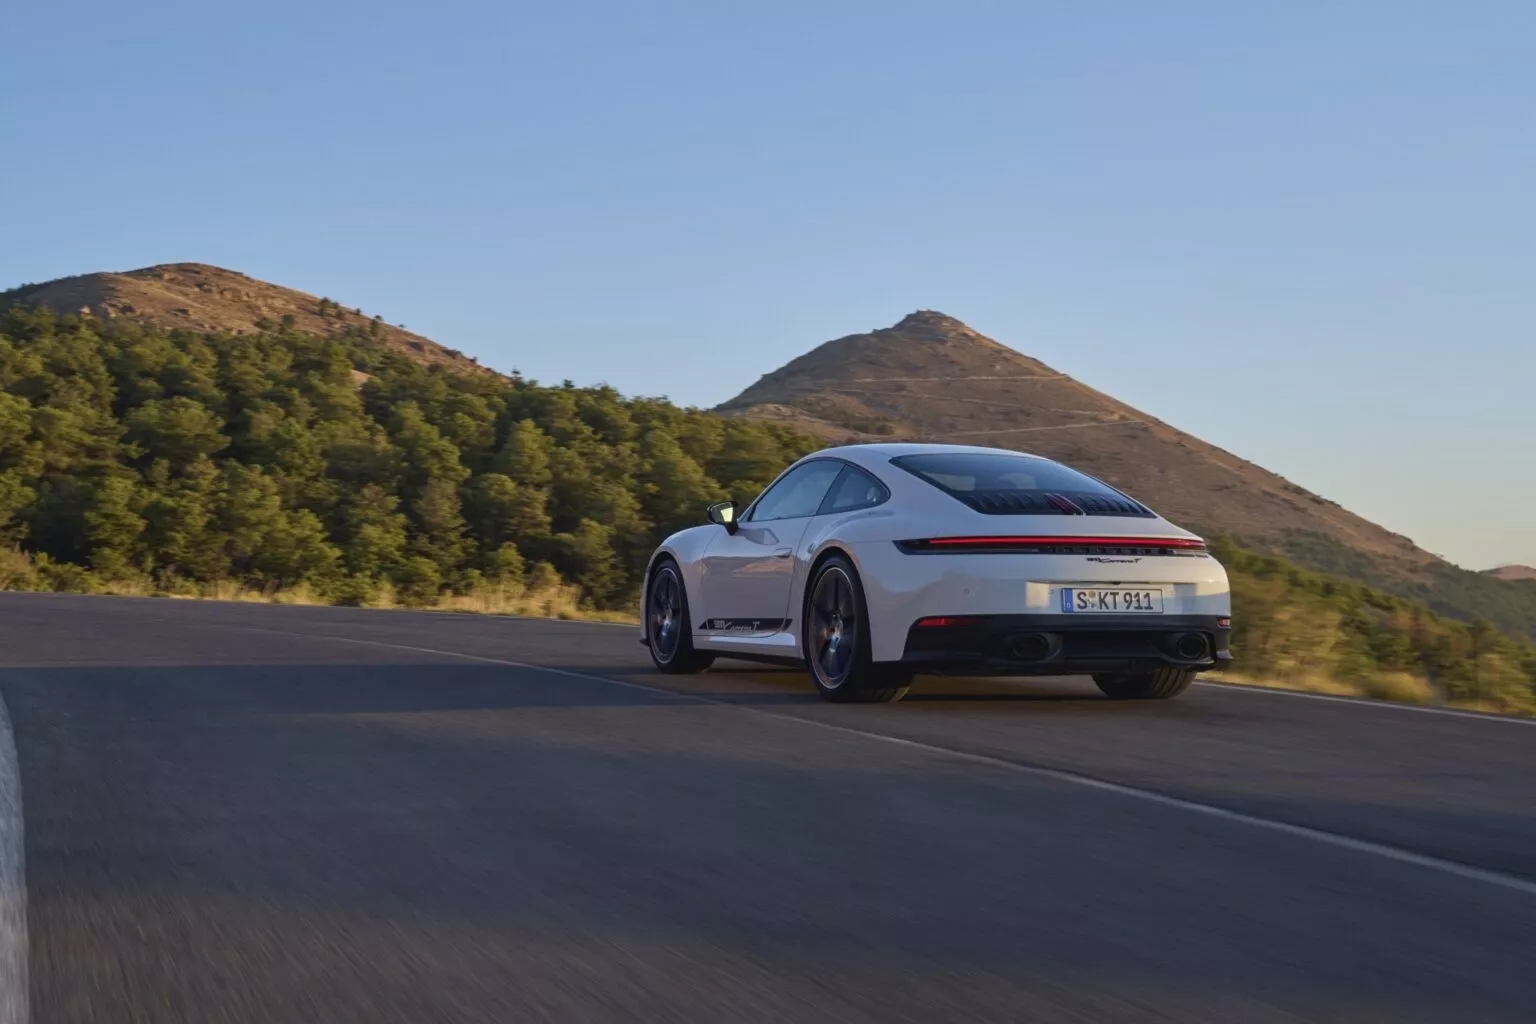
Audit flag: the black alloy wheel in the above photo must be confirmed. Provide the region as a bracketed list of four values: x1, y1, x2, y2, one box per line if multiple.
[646, 561, 714, 674]
[804, 555, 910, 703]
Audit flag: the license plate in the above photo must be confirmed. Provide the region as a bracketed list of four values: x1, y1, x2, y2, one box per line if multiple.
[1060, 588, 1164, 613]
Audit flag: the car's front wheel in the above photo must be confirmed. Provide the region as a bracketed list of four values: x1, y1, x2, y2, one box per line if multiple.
[1092, 668, 1196, 700]
[803, 555, 911, 703]
[646, 560, 714, 675]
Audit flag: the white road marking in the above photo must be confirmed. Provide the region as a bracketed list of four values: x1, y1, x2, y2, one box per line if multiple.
[236, 625, 1536, 900]
[0, 696, 26, 1024]
[1193, 679, 1536, 725]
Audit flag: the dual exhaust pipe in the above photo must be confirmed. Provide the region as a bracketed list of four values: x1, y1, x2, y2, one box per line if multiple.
[1004, 631, 1212, 664]
[1171, 632, 1211, 661]
[1008, 633, 1054, 662]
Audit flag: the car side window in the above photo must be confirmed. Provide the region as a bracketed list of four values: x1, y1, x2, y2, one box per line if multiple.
[747, 461, 845, 522]
[819, 466, 889, 515]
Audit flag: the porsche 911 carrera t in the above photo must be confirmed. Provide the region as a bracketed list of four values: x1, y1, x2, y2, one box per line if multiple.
[639, 443, 1232, 703]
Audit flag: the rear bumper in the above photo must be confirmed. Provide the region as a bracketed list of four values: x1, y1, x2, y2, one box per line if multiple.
[896, 614, 1232, 676]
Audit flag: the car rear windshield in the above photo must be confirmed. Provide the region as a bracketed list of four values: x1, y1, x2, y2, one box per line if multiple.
[889, 452, 1152, 517]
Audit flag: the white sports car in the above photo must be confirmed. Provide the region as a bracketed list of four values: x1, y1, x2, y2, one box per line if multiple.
[640, 443, 1232, 703]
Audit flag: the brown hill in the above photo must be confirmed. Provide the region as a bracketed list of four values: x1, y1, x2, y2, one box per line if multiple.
[1485, 565, 1536, 582]
[719, 311, 1536, 634]
[719, 311, 1424, 559]
[1, 263, 489, 376]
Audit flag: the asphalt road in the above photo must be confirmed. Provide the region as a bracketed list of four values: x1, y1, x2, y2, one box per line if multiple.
[0, 594, 1533, 1022]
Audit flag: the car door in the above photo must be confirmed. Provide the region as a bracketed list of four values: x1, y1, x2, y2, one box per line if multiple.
[697, 459, 845, 636]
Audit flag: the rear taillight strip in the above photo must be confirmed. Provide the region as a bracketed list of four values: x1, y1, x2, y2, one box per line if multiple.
[895, 536, 1206, 555]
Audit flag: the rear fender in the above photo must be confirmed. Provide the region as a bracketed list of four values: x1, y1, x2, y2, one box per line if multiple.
[796, 531, 874, 662]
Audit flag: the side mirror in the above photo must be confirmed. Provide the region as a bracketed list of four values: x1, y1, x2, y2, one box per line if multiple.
[706, 500, 739, 534]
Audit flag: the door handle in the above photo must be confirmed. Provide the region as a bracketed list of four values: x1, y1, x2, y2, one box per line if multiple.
[773, 548, 792, 559]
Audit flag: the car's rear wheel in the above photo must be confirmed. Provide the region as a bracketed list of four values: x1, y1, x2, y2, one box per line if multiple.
[1093, 667, 1196, 700]
[804, 555, 911, 703]
[646, 560, 714, 675]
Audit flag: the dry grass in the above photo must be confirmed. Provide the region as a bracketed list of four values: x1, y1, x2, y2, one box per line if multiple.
[0, 548, 40, 591]
[204, 578, 636, 623]
[1356, 671, 1437, 705]
[1205, 670, 1358, 698]
[1204, 669, 1515, 714]
[1216, 662, 1437, 708]
[96, 578, 158, 598]
[433, 581, 632, 622]
[0, 547, 638, 626]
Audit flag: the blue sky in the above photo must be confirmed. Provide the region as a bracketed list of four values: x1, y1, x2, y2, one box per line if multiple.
[3, 2, 1531, 569]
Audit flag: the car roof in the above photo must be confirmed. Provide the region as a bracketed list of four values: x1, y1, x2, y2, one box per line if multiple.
[810, 442, 1049, 468]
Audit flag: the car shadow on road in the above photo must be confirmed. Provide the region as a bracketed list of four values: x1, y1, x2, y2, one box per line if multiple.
[695, 662, 1110, 704]
[905, 691, 1103, 702]
[687, 689, 1108, 706]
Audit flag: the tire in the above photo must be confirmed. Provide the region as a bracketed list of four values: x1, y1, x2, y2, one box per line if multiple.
[1093, 667, 1196, 700]
[802, 554, 912, 704]
[645, 560, 715, 675]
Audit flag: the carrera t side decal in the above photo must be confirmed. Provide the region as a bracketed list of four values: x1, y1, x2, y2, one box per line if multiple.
[699, 618, 793, 633]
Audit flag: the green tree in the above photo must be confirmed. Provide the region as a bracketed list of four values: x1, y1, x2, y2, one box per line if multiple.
[392, 555, 442, 606]
[462, 473, 522, 549]
[551, 518, 623, 605]
[82, 474, 145, 578]
[125, 397, 228, 468]
[141, 456, 222, 580]
[493, 419, 553, 487]
[214, 463, 285, 577]
[0, 469, 35, 542]
[483, 542, 526, 583]
[341, 484, 409, 580]
[635, 429, 717, 538]
[254, 509, 341, 586]
[0, 392, 37, 474]
[411, 476, 468, 570]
